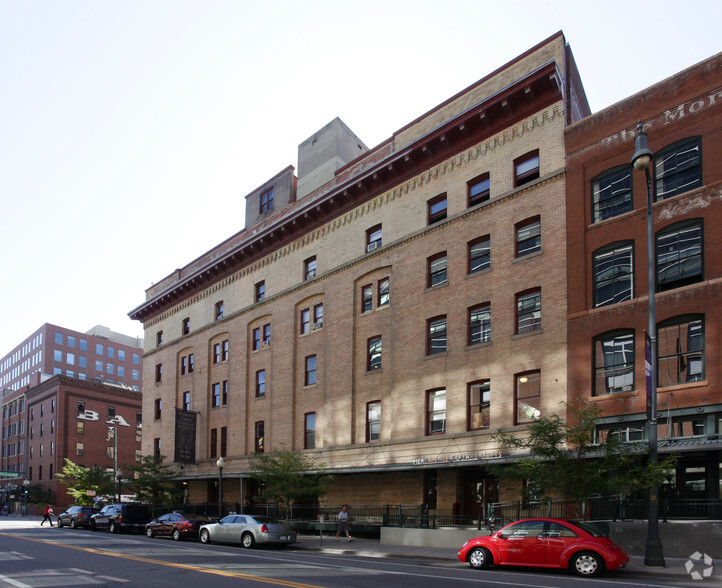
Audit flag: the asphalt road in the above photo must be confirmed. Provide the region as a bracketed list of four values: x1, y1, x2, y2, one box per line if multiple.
[0, 525, 719, 587]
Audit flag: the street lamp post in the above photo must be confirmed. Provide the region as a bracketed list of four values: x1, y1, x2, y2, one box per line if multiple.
[23, 479, 29, 516]
[631, 120, 665, 568]
[216, 457, 225, 520]
[116, 469, 122, 504]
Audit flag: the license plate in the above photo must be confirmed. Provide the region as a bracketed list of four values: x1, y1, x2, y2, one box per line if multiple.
[280, 536, 288, 541]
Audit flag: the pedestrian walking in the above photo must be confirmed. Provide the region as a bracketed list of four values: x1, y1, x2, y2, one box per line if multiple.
[335, 505, 352, 542]
[40, 505, 54, 527]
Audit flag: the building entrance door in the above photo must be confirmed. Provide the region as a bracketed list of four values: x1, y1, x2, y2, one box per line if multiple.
[462, 469, 498, 521]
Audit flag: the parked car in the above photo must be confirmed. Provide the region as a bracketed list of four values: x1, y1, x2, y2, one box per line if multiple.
[90, 503, 152, 533]
[457, 518, 629, 577]
[199, 514, 296, 548]
[145, 512, 211, 541]
[57, 506, 99, 529]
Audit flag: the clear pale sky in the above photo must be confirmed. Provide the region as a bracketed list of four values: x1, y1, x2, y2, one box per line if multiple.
[1, 0, 719, 356]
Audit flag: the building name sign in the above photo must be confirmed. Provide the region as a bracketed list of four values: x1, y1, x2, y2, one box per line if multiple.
[412, 451, 502, 466]
[77, 410, 132, 428]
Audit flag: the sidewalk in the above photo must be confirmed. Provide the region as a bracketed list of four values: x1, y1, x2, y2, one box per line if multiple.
[293, 532, 719, 580]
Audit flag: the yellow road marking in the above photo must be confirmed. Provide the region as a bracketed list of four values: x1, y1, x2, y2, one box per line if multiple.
[0, 532, 325, 588]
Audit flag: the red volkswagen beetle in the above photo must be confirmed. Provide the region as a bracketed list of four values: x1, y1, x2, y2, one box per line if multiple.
[458, 518, 628, 577]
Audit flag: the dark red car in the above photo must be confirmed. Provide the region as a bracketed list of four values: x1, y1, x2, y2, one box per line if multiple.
[145, 512, 211, 541]
[458, 518, 629, 577]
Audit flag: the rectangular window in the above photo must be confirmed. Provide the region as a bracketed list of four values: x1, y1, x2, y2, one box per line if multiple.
[427, 389, 446, 435]
[67, 335, 75, 348]
[255, 421, 264, 453]
[182, 317, 190, 335]
[54, 332, 63, 345]
[188, 354, 194, 373]
[66, 353, 76, 365]
[76, 421, 84, 435]
[593, 243, 634, 307]
[262, 324, 271, 346]
[468, 237, 490, 274]
[222, 380, 228, 406]
[427, 316, 447, 355]
[221, 340, 229, 361]
[154, 398, 162, 420]
[304, 413, 316, 449]
[213, 343, 221, 364]
[468, 303, 491, 345]
[300, 309, 311, 334]
[594, 331, 635, 395]
[367, 336, 382, 371]
[361, 284, 373, 313]
[516, 289, 541, 334]
[156, 331, 163, 347]
[181, 356, 188, 376]
[211, 383, 220, 408]
[366, 224, 382, 252]
[256, 370, 266, 397]
[96, 343, 104, 355]
[53, 349, 62, 362]
[305, 355, 317, 386]
[215, 301, 224, 321]
[655, 137, 702, 201]
[304, 256, 317, 281]
[468, 381, 490, 430]
[154, 438, 161, 457]
[428, 194, 447, 225]
[252, 328, 261, 351]
[657, 316, 704, 386]
[468, 173, 490, 207]
[367, 401, 381, 442]
[210, 428, 217, 459]
[378, 278, 390, 307]
[118, 349, 124, 361]
[76, 442, 84, 456]
[514, 150, 540, 187]
[592, 166, 633, 223]
[260, 187, 274, 213]
[516, 371, 541, 424]
[313, 303, 324, 328]
[516, 217, 541, 257]
[255, 281, 265, 302]
[155, 363, 162, 383]
[657, 220, 703, 292]
[220, 426, 227, 457]
[427, 253, 448, 288]
[183, 391, 191, 411]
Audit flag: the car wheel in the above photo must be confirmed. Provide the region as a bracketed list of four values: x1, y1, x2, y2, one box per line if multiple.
[571, 551, 604, 577]
[90, 521, 97, 532]
[57, 519, 64, 529]
[109, 521, 118, 534]
[146, 527, 154, 538]
[200, 529, 211, 544]
[172, 529, 181, 541]
[70, 519, 78, 529]
[241, 532, 255, 549]
[468, 547, 492, 569]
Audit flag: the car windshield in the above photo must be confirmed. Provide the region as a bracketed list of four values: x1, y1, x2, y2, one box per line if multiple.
[568, 520, 605, 537]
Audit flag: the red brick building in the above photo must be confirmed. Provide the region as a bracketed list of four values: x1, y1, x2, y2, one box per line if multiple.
[565, 54, 722, 499]
[23, 375, 142, 509]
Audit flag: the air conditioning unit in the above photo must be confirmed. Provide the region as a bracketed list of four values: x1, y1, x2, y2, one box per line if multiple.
[367, 241, 380, 252]
[262, 340, 270, 348]
[312, 321, 323, 330]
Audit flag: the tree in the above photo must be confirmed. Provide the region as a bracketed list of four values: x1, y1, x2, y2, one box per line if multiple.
[248, 449, 333, 520]
[125, 455, 181, 505]
[55, 459, 116, 505]
[491, 401, 675, 507]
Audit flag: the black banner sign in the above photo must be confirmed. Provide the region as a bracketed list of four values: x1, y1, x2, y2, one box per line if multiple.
[174, 409, 197, 464]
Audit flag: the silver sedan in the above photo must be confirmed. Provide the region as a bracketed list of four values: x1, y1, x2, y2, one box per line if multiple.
[199, 514, 297, 548]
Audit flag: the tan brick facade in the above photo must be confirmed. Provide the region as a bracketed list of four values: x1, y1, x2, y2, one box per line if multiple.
[131, 33, 589, 517]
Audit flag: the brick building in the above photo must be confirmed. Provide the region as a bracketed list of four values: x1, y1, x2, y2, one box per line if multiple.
[129, 32, 590, 516]
[1, 324, 144, 505]
[565, 54, 722, 500]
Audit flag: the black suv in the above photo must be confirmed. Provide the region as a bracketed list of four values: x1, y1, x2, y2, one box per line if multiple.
[57, 505, 99, 529]
[90, 503, 152, 533]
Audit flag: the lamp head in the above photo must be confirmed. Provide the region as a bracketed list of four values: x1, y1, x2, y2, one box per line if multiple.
[216, 456, 226, 469]
[631, 121, 653, 170]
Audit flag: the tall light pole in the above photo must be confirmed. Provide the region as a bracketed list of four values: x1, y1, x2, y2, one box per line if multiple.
[631, 120, 665, 568]
[216, 456, 225, 520]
